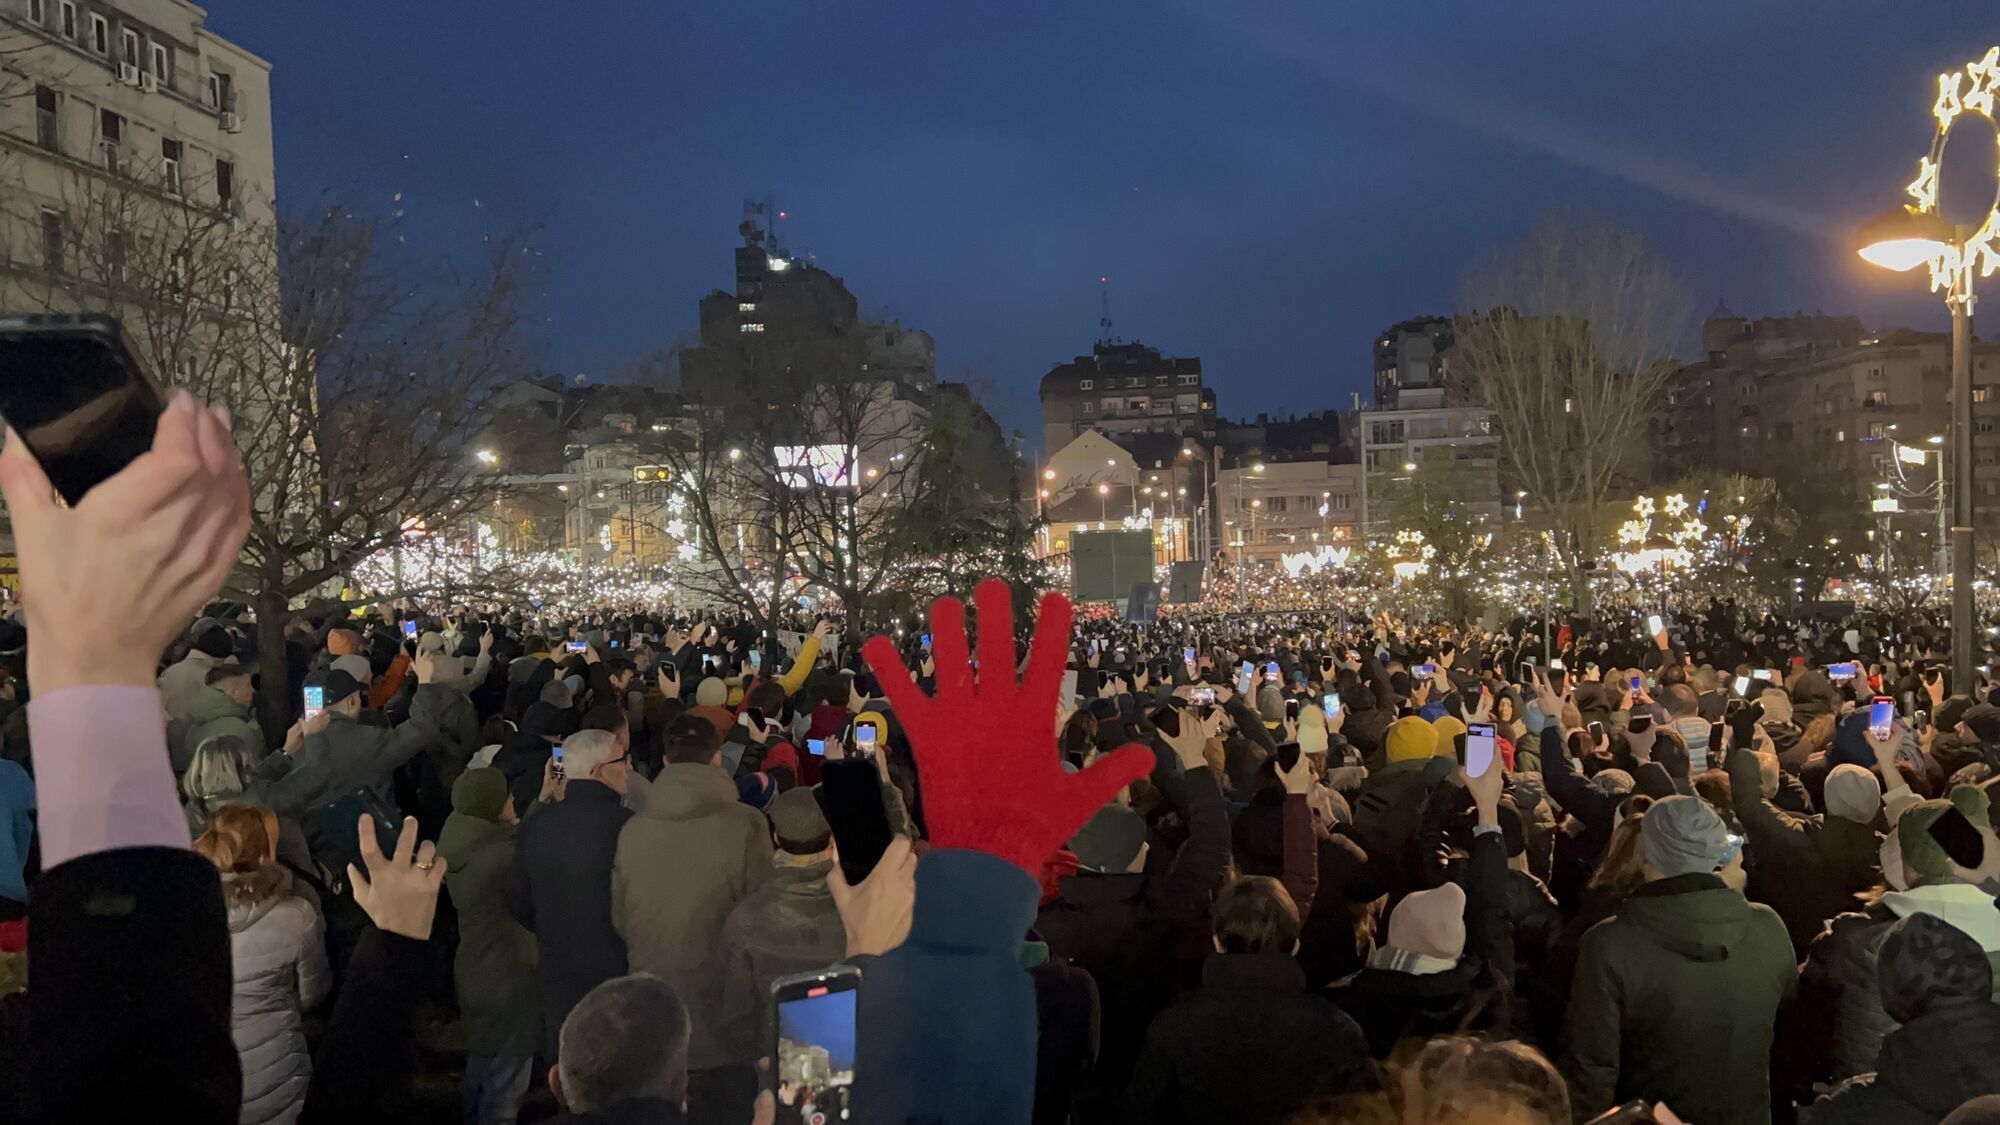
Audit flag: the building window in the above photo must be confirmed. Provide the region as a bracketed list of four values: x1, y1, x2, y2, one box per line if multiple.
[1980, 419, 1997, 435]
[1077, 379, 1092, 390]
[215, 158, 234, 206]
[1976, 386, 1994, 404]
[738, 323, 765, 333]
[39, 208, 64, 272]
[121, 27, 139, 68]
[1268, 497, 1288, 513]
[1865, 390, 1888, 406]
[56, 0, 73, 38]
[1869, 366, 1884, 379]
[105, 228, 128, 283]
[161, 137, 181, 194]
[1154, 375, 1169, 387]
[736, 302, 755, 313]
[89, 11, 106, 52]
[150, 41, 169, 84]
[27, 0, 43, 24]
[34, 85, 57, 152]
[98, 108, 122, 172]
[1834, 430, 1847, 442]
[1178, 373, 1198, 386]
[1080, 401, 1094, 415]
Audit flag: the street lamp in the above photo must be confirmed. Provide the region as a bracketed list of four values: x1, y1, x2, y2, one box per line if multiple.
[1855, 44, 2000, 691]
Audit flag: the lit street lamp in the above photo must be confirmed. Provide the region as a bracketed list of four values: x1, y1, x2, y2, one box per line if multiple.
[1855, 44, 2000, 691]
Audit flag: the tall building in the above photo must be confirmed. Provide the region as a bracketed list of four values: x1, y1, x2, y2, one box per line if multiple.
[0, 0, 275, 333]
[1038, 339, 1216, 452]
[1373, 316, 1453, 410]
[678, 201, 935, 406]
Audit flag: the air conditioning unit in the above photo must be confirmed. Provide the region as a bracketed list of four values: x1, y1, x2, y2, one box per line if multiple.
[117, 62, 140, 85]
[220, 110, 240, 133]
[138, 72, 157, 93]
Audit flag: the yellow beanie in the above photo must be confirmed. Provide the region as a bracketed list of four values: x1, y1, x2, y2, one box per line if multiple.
[1385, 716, 1437, 764]
[1431, 715, 1466, 760]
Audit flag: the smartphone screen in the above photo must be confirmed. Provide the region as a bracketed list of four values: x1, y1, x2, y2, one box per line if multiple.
[1237, 662, 1255, 695]
[1463, 721, 1498, 778]
[1418, 662, 1438, 677]
[550, 742, 566, 781]
[1193, 686, 1216, 707]
[772, 967, 859, 1114]
[749, 650, 763, 672]
[400, 619, 418, 639]
[854, 722, 879, 751]
[1264, 660, 1281, 683]
[1284, 699, 1300, 721]
[1829, 662, 1860, 681]
[806, 738, 827, 757]
[1060, 669, 1079, 701]
[1322, 693, 1340, 720]
[822, 758, 892, 884]
[1928, 804, 1987, 869]
[1752, 668, 1773, 683]
[921, 633, 932, 649]
[1646, 614, 1665, 636]
[0, 315, 165, 505]
[1733, 675, 1750, 697]
[302, 685, 324, 722]
[1183, 647, 1197, 666]
[1628, 714, 1653, 735]
[1869, 695, 1895, 739]
[1587, 720, 1605, 740]
[565, 640, 588, 654]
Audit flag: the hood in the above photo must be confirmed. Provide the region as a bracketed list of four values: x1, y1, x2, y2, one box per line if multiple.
[644, 762, 745, 821]
[1614, 875, 1758, 962]
[1875, 1003, 2000, 1117]
[223, 883, 286, 934]
[187, 684, 248, 724]
[1880, 883, 2000, 952]
[438, 810, 509, 866]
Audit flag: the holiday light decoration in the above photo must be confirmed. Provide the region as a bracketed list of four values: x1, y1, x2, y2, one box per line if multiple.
[1902, 46, 2000, 291]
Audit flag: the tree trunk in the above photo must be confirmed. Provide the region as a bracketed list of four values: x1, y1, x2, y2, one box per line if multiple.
[253, 585, 292, 750]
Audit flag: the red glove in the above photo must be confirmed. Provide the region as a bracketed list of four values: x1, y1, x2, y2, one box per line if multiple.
[864, 579, 1151, 875]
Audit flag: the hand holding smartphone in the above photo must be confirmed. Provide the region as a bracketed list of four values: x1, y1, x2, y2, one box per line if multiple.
[1462, 721, 1498, 778]
[0, 314, 164, 504]
[771, 967, 860, 1111]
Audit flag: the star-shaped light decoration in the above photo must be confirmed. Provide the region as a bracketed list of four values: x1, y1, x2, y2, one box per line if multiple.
[1964, 46, 2000, 117]
[1937, 70, 1965, 133]
[1632, 495, 1655, 521]
[1662, 493, 1689, 519]
[664, 518, 687, 540]
[676, 543, 699, 562]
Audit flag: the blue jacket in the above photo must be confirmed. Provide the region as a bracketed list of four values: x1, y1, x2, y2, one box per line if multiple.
[855, 849, 1038, 1125]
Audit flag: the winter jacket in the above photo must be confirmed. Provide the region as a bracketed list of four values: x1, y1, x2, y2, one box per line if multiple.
[507, 779, 632, 1060]
[1725, 745, 1882, 954]
[1799, 884, 2000, 1081]
[1561, 873, 1797, 1125]
[1125, 950, 1378, 1125]
[268, 683, 463, 808]
[438, 812, 538, 1057]
[611, 761, 773, 1071]
[717, 855, 845, 1064]
[222, 874, 331, 1125]
[158, 649, 225, 724]
[172, 685, 263, 773]
[1030, 952, 1099, 1125]
[1350, 757, 1453, 896]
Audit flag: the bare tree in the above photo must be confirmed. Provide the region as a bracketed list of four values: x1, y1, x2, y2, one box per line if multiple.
[1453, 212, 1694, 617]
[17, 164, 536, 728]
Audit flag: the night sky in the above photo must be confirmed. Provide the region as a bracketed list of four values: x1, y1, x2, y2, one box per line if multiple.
[208, 2, 1997, 447]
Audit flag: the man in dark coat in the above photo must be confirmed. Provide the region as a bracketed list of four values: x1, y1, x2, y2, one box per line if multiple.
[1727, 743, 1882, 955]
[507, 728, 634, 1060]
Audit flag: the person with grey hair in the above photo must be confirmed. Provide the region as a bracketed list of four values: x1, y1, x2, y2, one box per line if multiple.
[1562, 794, 1796, 1125]
[550, 973, 694, 1122]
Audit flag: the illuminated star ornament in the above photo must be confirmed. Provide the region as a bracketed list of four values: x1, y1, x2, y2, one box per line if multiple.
[1900, 47, 2000, 291]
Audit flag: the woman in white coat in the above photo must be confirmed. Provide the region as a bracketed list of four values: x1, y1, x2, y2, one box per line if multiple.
[193, 802, 332, 1125]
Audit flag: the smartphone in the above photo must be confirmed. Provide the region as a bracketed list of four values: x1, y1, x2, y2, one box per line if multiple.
[565, 640, 588, 654]
[1724, 697, 1745, 718]
[1192, 686, 1216, 707]
[0, 314, 165, 505]
[745, 707, 767, 733]
[1929, 804, 1988, 870]
[821, 758, 893, 884]
[1237, 662, 1255, 695]
[1752, 668, 1773, 683]
[1869, 695, 1895, 740]
[749, 650, 763, 672]
[1322, 693, 1341, 720]
[1646, 614, 1665, 637]
[1276, 741, 1302, 773]
[771, 966, 860, 1109]
[1720, 832, 1745, 868]
[1587, 720, 1605, 741]
[1629, 675, 1643, 691]
[302, 684, 325, 722]
[550, 742, 566, 781]
[921, 633, 932, 649]
[1733, 675, 1750, 697]
[1183, 647, 1197, 666]
[806, 738, 827, 757]
[1417, 662, 1438, 677]
[400, 619, 418, 639]
[1628, 714, 1653, 735]
[1284, 699, 1300, 721]
[1463, 721, 1498, 778]
[1060, 669, 1079, 701]
[854, 722, 879, 752]
[1264, 660, 1281, 683]
[1089, 638, 1102, 657]
[1548, 658, 1564, 671]
[1828, 661, 1861, 682]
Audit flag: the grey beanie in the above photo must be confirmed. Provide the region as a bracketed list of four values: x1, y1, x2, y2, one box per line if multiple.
[1823, 764, 1884, 826]
[1640, 794, 1730, 878]
[1590, 768, 1636, 798]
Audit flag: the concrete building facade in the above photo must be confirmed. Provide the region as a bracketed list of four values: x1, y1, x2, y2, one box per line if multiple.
[1038, 339, 1216, 453]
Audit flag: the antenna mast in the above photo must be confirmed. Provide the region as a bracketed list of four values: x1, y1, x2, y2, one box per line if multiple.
[1098, 276, 1114, 345]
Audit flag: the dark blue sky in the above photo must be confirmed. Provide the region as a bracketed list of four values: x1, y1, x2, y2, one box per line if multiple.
[209, 2, 1995, 444]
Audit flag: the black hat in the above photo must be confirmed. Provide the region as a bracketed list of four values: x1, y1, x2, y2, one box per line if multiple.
[303, 668, 363, 706]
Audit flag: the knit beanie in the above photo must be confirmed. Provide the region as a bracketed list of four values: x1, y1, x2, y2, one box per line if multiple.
[695, 676, 728, 708]
[326, 627, 362, 656]
[1298, 710, 1329, 757]
[1963, 704, 2000, 745]
[1385, 882, 1467, 963]
[1069, 804, 1146, 873]
[1879, 910, 1994, 1024]
[1590, 769, 1636, 798]
[1431, 715, 1466, 760]
[1823, 764, 1884, 825]
[1257, 684, 1286, 725]
[1758, 690, 1794, 725]
[736, 772, 777, 810]
[331, 653, 373, 685]
[192, 625, 234, 659]
[1640, 794, 1729, 878]
[450, 767, 509, 822]
[1385, 716, 1437, 764]
[418, 630, 449, 655]
[1896, 786, 1992, 886]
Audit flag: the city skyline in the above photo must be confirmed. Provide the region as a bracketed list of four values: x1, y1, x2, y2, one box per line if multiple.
[209, 1, 1995, 438]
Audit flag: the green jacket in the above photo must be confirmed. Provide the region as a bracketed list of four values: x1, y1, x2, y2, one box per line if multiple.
[1562, 874, 1796, 1125]
[437, 812, 538, 1056]
[611, 761, 774, 1071]
[175, 685, 264, 773]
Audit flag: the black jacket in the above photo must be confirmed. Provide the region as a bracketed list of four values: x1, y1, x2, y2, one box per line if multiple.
[508, 780, 633, 1059]
[1725, 745, 1881, 955]
[1804, 996, 2000, 1124]
[1125, 951, 1378, 1125]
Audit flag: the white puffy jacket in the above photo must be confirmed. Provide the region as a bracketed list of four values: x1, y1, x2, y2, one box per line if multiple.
[223, 874, 331, 1125]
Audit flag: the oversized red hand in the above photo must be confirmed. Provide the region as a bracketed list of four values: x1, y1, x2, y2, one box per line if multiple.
[863, 579, 1151, 875]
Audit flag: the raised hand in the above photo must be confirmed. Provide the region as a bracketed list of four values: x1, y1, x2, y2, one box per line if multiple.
[862, 580, 1150, 874]
[348, 815, 446, 941]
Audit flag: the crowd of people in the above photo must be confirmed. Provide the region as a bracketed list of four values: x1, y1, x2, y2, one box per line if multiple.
[8, 394, 2000, 1123]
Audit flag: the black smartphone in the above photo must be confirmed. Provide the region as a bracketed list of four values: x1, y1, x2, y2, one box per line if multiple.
[1276, 742, 1302, 773]
[1587, 720, 1606, 740]
[820, 758, 894, 885]
[0, 314, 165, 505]
[1628, 714, 1653, 735]
[1284, 699, 1300, 721]
[771, 966, 860, 1108]
[1928, 804, 1988, 870]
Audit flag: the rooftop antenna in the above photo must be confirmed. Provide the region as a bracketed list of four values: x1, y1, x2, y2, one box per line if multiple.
[1098, 276, 1114, 345]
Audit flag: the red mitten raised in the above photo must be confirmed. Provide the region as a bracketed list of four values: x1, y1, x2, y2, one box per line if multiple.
[863, 579, 1151, 875]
